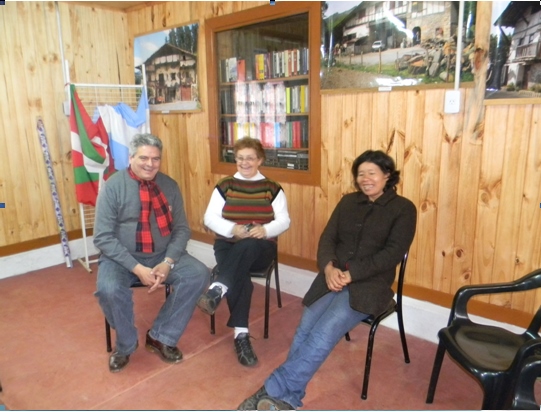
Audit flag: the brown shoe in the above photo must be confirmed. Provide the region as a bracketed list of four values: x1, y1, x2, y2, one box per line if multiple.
[109, 341, 138, 373]
[257, 396, 295, 410]
[237, 386, 268, 410]
[109, 351, 131, 373]
[145, 330, 183, 364]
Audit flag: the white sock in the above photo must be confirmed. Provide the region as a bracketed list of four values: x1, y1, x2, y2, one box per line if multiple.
[210, 282, 228, 297]
[234, 327, 249, 338]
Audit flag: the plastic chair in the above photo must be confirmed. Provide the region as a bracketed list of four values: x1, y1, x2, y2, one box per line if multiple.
[426, 268, 541, 410]
[105, 281, 171, 352]
[210, 251, 282, 339]
[344, 251, 410, 400]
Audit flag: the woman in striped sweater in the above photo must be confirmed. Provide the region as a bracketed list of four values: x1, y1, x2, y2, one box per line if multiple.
[197, 137, 291, 367]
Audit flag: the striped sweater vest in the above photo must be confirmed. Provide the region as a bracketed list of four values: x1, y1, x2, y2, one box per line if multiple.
[217, 177, 282, 240]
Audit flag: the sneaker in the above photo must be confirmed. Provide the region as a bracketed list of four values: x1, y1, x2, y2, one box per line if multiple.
[234, 333, 258, 367]
[237, 386, 268, 410]
[196, 285, 223, 315]
[257, 396, 295, 410]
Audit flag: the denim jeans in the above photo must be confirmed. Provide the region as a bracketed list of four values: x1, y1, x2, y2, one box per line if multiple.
[264, 287, 369, 408]
[95, 252, 208, 355]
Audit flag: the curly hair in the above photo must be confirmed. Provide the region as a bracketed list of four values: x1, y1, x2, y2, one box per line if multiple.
[233, 137, 266, 162]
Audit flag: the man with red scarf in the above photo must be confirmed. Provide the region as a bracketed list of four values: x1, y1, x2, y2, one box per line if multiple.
[94, 133, 208, 373]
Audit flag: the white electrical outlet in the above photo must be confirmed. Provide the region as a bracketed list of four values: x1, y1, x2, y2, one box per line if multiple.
[444, 90, 460, 114]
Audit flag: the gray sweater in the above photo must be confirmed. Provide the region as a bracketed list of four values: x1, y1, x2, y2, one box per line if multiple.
[93, 169, 191, 271]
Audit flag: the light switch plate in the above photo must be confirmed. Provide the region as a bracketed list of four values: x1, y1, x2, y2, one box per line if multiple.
[444, 90, 460, 114]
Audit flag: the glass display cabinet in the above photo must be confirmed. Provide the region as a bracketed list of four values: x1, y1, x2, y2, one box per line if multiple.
[205, 2, 321, 185]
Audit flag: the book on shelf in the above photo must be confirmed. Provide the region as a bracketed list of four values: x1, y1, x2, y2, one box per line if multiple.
[237, 59, 246, 82]
[227, 57, 238, 82]
[256, 54, 265, 80]
[263, 83, 275, 123]
[235, 82, 248, 116]
[245, 54, 254, 81]
[300, 85, 306, 113]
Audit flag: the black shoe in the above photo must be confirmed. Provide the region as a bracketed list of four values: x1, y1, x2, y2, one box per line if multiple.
[237, 386, 268, 410]
[109, 341, 138, 373]
[257, 396, 295, 410]
[196, 285, 223, 315]
[145, 330, 183, 364]
[234, 333, 258, 367]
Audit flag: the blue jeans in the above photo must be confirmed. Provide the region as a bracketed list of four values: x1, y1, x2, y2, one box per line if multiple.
[95, 252, 208, 355]
[264, 287, 369, 408]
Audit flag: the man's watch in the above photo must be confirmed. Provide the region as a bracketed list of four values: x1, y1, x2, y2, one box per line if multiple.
[163, 258, 175, 269]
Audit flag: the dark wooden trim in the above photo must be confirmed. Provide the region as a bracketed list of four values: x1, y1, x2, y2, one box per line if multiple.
[0, 230, 88, 258]
[401, 283, 533, 329]
[4, 227, 533, 329]
[190, 228, 534, 328]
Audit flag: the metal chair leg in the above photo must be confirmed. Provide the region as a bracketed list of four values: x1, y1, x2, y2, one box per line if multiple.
[361, 322, 379, 400]
[426, 342, 447, 403]
[264, 265, 272, 339]
[105, 318, 112, 352]
[274, 261, 282, 308]
[210, 313, 216, 335]
[396, 306, 410, 363]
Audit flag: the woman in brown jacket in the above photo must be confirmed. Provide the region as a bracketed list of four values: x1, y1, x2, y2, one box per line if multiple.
[238, 150, 417, 410]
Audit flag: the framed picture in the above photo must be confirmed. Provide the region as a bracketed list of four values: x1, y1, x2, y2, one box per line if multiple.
[320, 1, 477, 91]
[485, 1, 541, 102]
[134, 22, 201, 112]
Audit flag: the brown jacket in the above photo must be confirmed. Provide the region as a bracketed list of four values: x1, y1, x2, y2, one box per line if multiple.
[303, 189, 417, 316]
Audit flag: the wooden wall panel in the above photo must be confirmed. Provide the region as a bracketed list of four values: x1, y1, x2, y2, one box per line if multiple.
[1, 1, 541, 324]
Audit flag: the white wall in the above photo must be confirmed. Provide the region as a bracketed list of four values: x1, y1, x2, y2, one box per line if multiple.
[0, 238, 524, 343]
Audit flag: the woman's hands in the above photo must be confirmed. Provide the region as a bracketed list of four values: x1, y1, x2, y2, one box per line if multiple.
[232, 223, 267, 239]
[324, 262, 352, 292]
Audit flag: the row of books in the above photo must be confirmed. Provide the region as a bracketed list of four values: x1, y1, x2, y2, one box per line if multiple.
[219, 47, 309, 83]
[220, 82, 309, 118]
[220, 119, 309, 149]
[223, 148, 309, 171]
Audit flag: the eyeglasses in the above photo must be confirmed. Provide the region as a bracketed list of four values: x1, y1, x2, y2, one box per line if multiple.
[235, 156, 258, 163]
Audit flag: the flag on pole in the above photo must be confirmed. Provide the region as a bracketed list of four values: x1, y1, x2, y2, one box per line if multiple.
[98, 88, 150, 170]
[69, 84, 115, 206]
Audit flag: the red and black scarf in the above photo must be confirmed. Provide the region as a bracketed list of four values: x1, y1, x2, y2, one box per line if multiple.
[128, 167, 173, 253]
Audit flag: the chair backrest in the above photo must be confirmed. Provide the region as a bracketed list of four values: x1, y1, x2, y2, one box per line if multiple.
[396, 251, 409, 307]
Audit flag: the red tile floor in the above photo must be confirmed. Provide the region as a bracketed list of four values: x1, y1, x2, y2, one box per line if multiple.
[0, 262, 488, 410]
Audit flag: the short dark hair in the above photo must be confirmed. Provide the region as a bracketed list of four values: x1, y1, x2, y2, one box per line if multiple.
[129, 133, 163, 156]
[351, 150, 400, 191]
[233, 137, 266, 162]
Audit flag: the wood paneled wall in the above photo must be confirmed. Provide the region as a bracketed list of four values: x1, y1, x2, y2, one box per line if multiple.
[0, 2, 132, 248]
[1, 2, 540, 324]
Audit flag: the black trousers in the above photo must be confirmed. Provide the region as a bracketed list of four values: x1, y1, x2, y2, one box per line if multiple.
[213, 238, 276, 328]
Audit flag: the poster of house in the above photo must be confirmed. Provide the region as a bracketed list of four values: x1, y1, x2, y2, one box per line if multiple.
[485, 1, 541, 100]
[134, 23, 201, 112]
[320, 1, 477, 90]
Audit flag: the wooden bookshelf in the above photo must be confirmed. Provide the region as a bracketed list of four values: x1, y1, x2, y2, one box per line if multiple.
[205, 1, 321, 185]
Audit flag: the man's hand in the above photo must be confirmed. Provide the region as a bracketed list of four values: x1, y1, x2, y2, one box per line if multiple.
[133, 263, 167, 294]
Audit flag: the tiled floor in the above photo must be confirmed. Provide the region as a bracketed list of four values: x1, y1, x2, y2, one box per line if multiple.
[0, 261, 486, 410]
